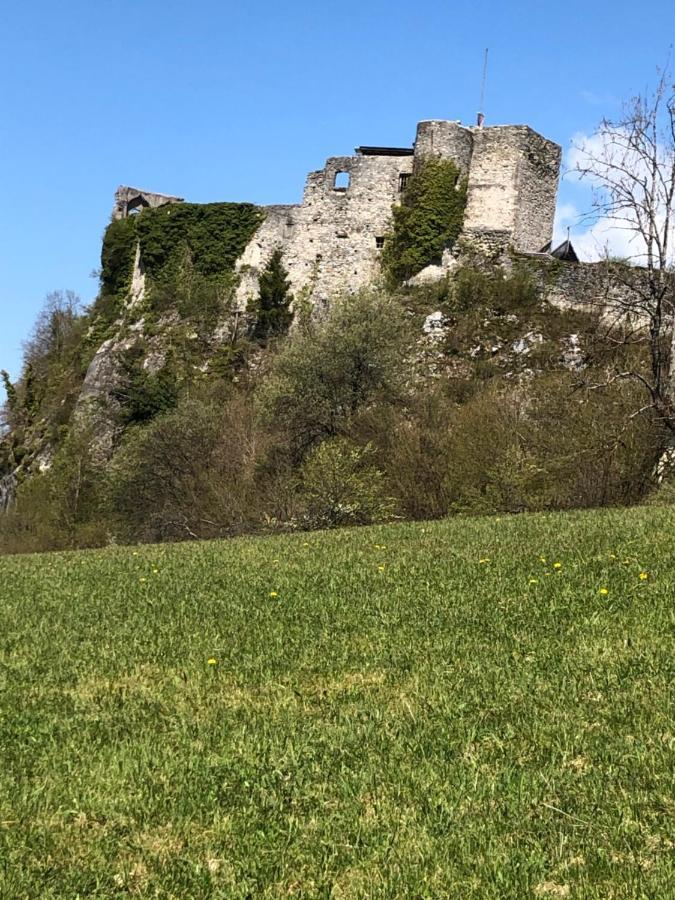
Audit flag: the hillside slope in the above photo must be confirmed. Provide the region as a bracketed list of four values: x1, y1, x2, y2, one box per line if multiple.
[0, 507, 673, 897]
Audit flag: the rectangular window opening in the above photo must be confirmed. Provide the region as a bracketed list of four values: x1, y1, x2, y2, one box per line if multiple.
[334, 171, 350, 191]
[398, 172, 411, 192]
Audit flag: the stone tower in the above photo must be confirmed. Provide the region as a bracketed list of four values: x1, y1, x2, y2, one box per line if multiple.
[414, 120, 561, 256]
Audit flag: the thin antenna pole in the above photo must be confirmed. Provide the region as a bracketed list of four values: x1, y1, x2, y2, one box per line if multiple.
[477, 48, 488, 127]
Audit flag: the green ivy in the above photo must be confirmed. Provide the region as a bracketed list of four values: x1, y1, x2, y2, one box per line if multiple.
[99, 202, 264, 301]
[135, 202, 265, 281]
[101, 217, 138, 297]
[382, 158, 467, 287]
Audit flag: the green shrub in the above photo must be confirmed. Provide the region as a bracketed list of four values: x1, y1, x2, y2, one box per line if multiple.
[113, 348, 179, 426]
[107, 389, 265, 543]
[442, 374, 659, 515]
[451, 266, 539, 313]
[0, 425, 107, 553]
[382, 158, 467, 286]
[299, 438, 396, 529]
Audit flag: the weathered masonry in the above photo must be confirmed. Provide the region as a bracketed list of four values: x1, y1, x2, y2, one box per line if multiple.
[115, 118, 562, 307]
[233, 119, 561, 307]
[113, 186, 183, 220]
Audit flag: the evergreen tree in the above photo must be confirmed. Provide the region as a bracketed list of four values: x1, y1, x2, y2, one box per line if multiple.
[253, 249, 293, 342]
[1, 371, 18, 418]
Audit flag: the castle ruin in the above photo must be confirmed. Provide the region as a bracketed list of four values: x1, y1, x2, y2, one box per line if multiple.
[115, 119, 563, 308]
[234, 119, 562, 307]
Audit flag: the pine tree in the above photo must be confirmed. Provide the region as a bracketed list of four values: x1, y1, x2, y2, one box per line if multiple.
[253, 249, 293, 342]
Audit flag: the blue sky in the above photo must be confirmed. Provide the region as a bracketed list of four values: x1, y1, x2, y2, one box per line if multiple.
[1, 0, 673, 391]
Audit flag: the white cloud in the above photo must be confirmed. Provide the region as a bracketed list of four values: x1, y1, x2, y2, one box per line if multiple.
[554, 129, 674, 264]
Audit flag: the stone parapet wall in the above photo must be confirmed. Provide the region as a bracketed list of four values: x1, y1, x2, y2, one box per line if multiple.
[513, 254, 663, 318]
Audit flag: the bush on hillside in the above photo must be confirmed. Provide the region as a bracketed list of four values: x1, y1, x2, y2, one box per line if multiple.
[299, 438, 397, 529]
[259, 289, 412, 460]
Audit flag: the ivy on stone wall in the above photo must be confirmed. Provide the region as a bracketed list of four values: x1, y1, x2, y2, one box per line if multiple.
[135, 202, 264, 282]
[101, 217, 138, 297]
[100, 202, 265, 298]
[382, 158, 467, 287]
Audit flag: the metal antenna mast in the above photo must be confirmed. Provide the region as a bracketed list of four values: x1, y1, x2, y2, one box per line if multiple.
[477, 48, 488, 127]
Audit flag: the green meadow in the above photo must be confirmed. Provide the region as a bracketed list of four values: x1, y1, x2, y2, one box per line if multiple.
[0, 507, 673, 898]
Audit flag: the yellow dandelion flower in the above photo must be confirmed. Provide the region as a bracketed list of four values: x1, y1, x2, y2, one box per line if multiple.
[479, 558, 490, 564]
[377, 565, 385, 572]
[529, 578, 539, 585]
[139, 576, 146, 582]
[269, 591, 278, 598]
[152, 568, 159, 574]
[539, 556, 547, 563]
[553, 562, 562, 569]
[639, 572, 649, 581]
[599, 587, 609, 595]
[207, 658, 217, 666]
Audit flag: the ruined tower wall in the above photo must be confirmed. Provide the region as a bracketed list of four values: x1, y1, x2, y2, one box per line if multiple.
[414, 120, 473, 173]
[234, 152, 413, 309]
[164, 117, 560, 311]
[512, 129, 562, 253]
[464, 128, 523, 236]
[412, 123, 561, 257]
[113, 186, 183, 220]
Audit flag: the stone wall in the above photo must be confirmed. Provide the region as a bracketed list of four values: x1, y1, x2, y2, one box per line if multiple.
[126, 117, 561, 311]
[233, 120, 560, 310]
[513, 254, 657, 316]
[113, 186, 183, 220]
[461, 126, 561, 255]
[235, 152, 414, 310]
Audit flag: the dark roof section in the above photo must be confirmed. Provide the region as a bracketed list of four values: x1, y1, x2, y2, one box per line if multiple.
[551, 239, 579, 263]
[355, 146, 414, 157]
[538, 239, 579, 263]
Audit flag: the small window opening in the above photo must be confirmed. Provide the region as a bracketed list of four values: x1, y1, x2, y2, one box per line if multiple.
[398, 172, 411, 192]
[334, 171, 350, 191]
[375, 236, 385, 249]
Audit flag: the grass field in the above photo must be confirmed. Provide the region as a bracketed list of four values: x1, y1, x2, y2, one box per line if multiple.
[0, 507, 673, 898]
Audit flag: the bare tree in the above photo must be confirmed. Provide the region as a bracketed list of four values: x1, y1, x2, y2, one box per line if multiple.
[573, 67, 675, 435]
